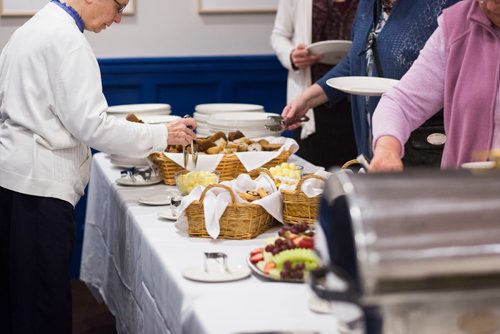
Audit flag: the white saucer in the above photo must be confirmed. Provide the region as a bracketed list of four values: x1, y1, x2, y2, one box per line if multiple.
[138, 193, 172, 206]
[182, 264, 251, 283]
[461, 161, 496, 170]
[115, 175, 162, 186]
[157, 209, 178, 221]
[307, 40, 352, 65]
[326, 76, 399, 96]
[308, 296, 363, 322]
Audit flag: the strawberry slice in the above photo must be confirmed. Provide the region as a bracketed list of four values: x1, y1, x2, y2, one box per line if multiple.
[293, 235, 305, 246]
[263, 261, 276, 274]
[298, 238, 314, 249]
[250, 248, 264, 256]
[250, 253, 264, 264]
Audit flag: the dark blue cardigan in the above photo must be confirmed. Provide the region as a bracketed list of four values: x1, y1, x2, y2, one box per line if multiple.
[317, 0, 462, 157]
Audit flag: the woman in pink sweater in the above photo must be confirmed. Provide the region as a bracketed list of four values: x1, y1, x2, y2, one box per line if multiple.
[369, 0, 500, 171]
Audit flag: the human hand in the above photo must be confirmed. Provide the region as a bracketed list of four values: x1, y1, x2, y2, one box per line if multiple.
[166, 118, 197, 146]
[290, 44, 321, 70]
[281, 84, 326, 130]
[368, 136, 404, 172]
[282, 96, 309, 130]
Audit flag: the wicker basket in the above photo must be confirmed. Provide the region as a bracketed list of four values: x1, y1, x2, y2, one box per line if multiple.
[185, 183, 278, 239]
[149, 150, 292, 186]
[281, 174, 325, 226]
[240, 150, 292, 178]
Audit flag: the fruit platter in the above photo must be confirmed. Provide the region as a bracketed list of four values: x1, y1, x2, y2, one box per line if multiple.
[248, 222, 321, 283]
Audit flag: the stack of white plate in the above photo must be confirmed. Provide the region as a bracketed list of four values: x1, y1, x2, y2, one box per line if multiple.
[107, 103, 171, 119]
[109, 109, 179, 168]
[207, 112, 282, 138]
[140, 115, 180, 124]
[193, 103, 264, 137]
[109, 155, 149, 168]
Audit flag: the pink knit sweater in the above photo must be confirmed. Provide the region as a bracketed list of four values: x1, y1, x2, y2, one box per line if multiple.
[372, 0, 500, 168]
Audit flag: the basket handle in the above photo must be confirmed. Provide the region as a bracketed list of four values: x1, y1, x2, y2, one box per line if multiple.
[255, 168, 276, 182]
[199, 183, 237, 205]
[341, 158, 360, 169]
[296, 174, 325, 189]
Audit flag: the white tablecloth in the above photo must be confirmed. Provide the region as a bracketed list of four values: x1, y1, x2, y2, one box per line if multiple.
[80, 153, 339, 334]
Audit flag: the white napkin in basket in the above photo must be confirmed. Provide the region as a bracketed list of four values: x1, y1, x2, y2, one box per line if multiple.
[227, 173, 282, 223]
[162, 152, 224, 172]
[176, 185, 231, 239]
[279, 170, 331, 198]
[235, 137, 299, 173]
[176, 172, 282, 239]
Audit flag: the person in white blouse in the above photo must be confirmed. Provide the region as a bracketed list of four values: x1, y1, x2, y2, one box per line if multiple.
[0, 1, 196, 332]
[271, 0, 359, 168]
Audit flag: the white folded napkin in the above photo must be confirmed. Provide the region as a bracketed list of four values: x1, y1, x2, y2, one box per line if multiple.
[227, 173, 282, 223]
[162, 152, 224, 172]
[234, 137, 299, 173]
[279, 170, 331, 197]
[176, 185, 231, 239]
[176, 172, 282, 239]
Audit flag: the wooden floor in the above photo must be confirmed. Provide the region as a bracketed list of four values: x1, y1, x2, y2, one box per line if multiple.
[72, 279, 117, 334]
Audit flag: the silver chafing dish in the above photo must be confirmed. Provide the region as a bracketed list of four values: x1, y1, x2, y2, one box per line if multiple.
[311, 169, 500, 334]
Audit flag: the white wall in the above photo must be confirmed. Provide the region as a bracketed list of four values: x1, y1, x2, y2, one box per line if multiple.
[0, 0, 277, 58]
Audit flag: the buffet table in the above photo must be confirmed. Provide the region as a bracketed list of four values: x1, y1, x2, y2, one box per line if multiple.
[80, 152, 339, 334]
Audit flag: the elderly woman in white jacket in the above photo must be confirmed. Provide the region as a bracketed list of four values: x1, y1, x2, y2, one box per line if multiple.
[271, 0, 359, 168]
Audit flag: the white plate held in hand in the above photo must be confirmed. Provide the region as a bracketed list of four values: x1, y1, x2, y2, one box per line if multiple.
[307, 40, 352, 65]
[327, 76, 399, 96]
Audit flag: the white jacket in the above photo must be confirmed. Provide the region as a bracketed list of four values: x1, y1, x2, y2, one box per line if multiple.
[270, 0, 315, 139]
[0, 3, 167, 206]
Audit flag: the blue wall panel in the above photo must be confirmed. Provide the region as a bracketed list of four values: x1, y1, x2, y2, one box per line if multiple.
[71, 55, 288, 277]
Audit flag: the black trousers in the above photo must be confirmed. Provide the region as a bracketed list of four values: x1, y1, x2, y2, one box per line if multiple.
[0, 187, 75, 334]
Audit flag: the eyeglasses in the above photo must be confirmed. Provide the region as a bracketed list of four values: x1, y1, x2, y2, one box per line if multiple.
[113, 0, 126, 14]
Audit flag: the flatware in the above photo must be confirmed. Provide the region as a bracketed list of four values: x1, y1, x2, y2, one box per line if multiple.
[204, 252, 231, 274]
[183, 115, 198, 168]
[120, 167, 153, 183]
[265, 115, 310, 132]
[170, 195, 182, 218]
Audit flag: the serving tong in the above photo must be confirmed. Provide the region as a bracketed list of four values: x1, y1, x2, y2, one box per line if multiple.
[265, 115, 310, 132]
[120, 167, 153, 183]
[204, 252, 232, 274]
[183, 115, 198, 168]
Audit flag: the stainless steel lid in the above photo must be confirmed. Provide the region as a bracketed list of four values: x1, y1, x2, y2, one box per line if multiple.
[323, 170, 500, 297]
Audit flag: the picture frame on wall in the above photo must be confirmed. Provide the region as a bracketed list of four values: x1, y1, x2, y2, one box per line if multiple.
[0, 0, 136, 17]
[198, 0, 277, 14]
